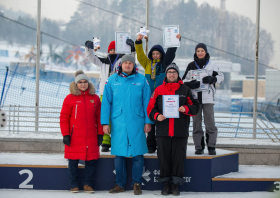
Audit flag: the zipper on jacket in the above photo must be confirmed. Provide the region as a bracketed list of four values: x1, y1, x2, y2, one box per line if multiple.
[75, 104, 78, 119]
[209, 86, 215, 101]
[71, 125, 74, 139]
[83, 92, 89, 160]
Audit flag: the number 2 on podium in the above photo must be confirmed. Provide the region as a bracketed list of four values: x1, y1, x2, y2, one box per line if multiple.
[19, 169, 33, 189]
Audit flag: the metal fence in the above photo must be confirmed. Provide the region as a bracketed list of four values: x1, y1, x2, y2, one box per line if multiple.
[1, 105, 280, 142]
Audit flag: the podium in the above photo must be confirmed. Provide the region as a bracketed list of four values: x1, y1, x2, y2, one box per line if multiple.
[1, 147, 279, 192]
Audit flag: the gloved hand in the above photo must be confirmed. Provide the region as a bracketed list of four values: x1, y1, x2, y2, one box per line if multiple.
[85, 40, 94, 49]
[202, 76, 217, 84]
[185, 80, 200, 89]
[63, 135, 71, 146]
[98, 134, 103, 146]
[126, 38, 135, 52]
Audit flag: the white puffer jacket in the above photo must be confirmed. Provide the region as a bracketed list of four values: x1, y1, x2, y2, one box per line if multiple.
[183, 60, 224, 104]
[85, 47, 123, 95]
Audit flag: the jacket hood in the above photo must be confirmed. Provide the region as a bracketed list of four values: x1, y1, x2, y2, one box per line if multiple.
[70, 81, 96, 96]
[163, 77, 183, 91]
[148, 45, 165, 60]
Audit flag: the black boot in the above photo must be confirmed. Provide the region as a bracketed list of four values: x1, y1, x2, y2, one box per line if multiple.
[171, 184, 180, 196]
[101, 144, 110, 152]
[161, 182, 170, 196]
[208, 147, 216, 155]
[195, 149, 204, 155]
[148, 147, 156, 153]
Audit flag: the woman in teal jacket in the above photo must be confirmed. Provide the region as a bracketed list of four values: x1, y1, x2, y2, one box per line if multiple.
[101, 55, 153, 195]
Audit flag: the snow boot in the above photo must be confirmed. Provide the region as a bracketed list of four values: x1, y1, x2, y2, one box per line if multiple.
[161, 182, 170, 195]
[171, 184, 180, 196]
[208, 147, 216, 155]
[83, 185, 94, 193]
[71, 187, 79, 193]
[109, 184, 125, 193]
[133, 183, 142, 195]
[195, 149, 204, 155]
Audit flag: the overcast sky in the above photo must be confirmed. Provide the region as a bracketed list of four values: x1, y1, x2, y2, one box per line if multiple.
[0, 0, 279, 69]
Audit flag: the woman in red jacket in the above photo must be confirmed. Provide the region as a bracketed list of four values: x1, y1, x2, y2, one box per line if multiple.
[60, 70, 103, 193]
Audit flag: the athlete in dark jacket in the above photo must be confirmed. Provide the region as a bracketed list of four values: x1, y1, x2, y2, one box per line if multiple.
[147, 63, 199, 196]
[135, 34, 181, 154]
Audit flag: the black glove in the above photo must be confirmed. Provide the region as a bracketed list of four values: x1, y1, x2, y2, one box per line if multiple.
[63, 135, 71, 146]
[98, 134, 103, 146]
[126, 38, 135, 52]
[85, 40, 94, 49]
[185, 80, 200, 89]
[202, 76, 217, 84]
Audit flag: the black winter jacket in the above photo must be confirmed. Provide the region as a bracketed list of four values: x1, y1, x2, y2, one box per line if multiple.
[147, 78, 199, 137]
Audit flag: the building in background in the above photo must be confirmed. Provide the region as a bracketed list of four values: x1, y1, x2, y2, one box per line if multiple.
[265, 69, 280, 104]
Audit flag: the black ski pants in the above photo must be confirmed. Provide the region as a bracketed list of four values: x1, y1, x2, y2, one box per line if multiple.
[156, 136, 188, 185]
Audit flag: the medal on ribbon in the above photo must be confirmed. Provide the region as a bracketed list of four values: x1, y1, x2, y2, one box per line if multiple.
[151, 62, 157, 80]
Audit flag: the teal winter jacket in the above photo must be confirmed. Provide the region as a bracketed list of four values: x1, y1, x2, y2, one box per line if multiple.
[101, 72, 152, 157]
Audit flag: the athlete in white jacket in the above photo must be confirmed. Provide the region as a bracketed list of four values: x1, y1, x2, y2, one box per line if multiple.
[182, 43, 224, 155]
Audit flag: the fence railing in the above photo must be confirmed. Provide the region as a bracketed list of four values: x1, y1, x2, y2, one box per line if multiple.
[1, 105, 280, 142]
[1, 105, 60, 133]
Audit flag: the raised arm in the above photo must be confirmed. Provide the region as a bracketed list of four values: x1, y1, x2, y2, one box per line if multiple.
[135, 34, 150, 69]
[163, 34, 181, 68]
[85, 41, 106, 67]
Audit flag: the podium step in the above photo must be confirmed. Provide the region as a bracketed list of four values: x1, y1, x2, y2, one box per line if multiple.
[0, 146, 239, 192]
[212, 165, 280, 192]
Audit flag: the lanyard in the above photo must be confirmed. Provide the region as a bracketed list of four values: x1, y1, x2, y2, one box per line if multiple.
[151, 62, 158, 73]
[194, 60, 209, 69]
[108, 54, 119, 73]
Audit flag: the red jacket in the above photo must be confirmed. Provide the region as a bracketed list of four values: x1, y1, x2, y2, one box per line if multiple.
[60, 82, 103, 161]
[147, 78, 199, 137]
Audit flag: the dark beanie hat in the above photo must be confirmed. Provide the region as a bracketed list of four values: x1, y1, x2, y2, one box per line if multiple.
[165, 62, 179, 75]
[195, 43, 208, 53]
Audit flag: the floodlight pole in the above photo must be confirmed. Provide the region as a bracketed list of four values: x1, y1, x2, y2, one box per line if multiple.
[253, 0, 260, 139]
[35, 0, 41, 132]
[145, 0, 149, 55]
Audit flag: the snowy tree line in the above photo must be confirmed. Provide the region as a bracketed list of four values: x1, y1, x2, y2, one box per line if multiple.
[0, 0, 274, 75]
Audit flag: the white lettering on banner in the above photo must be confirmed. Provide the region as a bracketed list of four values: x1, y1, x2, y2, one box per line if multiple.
[19, 169, 33, 189]
[153, 177, 191, 183]
[274, 181, 280, 192]
[114, 168, 191, 184]
[153, 170, 160, 175]
[183, 177, 191, 182]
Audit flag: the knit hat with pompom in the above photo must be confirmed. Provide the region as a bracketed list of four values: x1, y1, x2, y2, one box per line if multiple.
[75, 70, 89, 84]
[108, 41, 115, 53]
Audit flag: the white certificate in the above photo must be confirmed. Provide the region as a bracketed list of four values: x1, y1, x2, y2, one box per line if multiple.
[190, 69, 209, 91]
[163, 25, 180, 48]
[163, 95, 179, 118]
[115, 31, 131, 54]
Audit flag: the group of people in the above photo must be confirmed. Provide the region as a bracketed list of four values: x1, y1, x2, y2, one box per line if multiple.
[60, 34, 224, 195]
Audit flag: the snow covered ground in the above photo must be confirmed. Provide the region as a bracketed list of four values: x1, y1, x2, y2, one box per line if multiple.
[0, 149, 237, 166]
[1, 189, 279, 198]
[215, 165, 280, 179]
